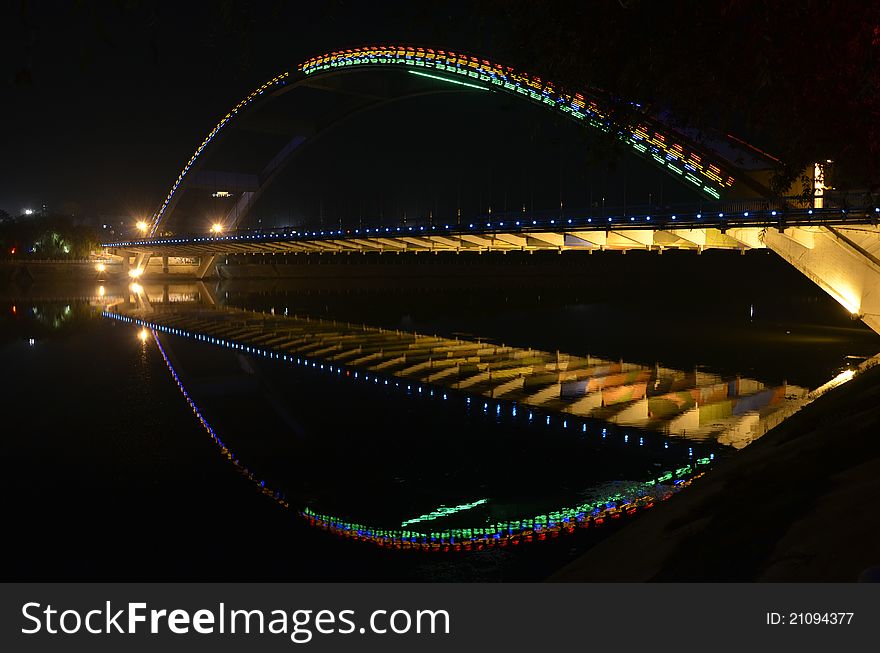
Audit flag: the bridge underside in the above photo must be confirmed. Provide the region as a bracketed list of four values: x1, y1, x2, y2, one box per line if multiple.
[114, 226, 765, 258]
[108, 224, 880, 336]
[762, 225, 880, 334]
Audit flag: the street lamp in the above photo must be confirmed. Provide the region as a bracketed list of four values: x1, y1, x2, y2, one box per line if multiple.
[210, 223, 224, 234]
[136, 220, 149, 233]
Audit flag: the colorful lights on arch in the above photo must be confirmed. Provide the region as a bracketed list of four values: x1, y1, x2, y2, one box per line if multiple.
[147, 71, 291, 236]
[299, 46, 736, 200]
[148, 44, 737, 236]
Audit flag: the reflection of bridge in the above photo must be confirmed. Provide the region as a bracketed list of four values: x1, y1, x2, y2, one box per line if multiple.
[142, 321, 713, 552]
[105, 300, 811, 448]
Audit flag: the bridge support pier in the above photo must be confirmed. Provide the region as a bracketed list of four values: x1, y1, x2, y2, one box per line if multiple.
[133, 253, 152, 273]
[196, 254, 220, 280]
[763, 226, 880, 335]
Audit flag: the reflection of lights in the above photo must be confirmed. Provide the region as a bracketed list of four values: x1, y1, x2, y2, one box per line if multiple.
[138, 328, 149, 342]
[401, 498, 488, 527]
[95, 263, 106, 272]
[129, 283, 143, 294]
[837, 369, 856, 383]
[303, 471, 709, 552]
[828, 368, 855, 387]
[98, 286, 105, 297]
[826, 286, 861, 316]
[136, 221, 149, 233]
[813, 367, 857, 396]
[103, 309, 721, 551]
[28, 338, 35, 346]
[128, 267, 143, 278]
[210, 223, 224, 234]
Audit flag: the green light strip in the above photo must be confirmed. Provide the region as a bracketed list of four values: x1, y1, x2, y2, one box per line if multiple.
[408, 69, 489, 91]
[400, 498, 489, 527]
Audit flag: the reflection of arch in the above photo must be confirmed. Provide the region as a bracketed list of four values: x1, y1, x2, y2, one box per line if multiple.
[126, 316, 712, 552]
[149, 45, 768, 236]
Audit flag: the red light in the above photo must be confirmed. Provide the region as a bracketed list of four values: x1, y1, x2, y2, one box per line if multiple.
[10, 247, 15, 255]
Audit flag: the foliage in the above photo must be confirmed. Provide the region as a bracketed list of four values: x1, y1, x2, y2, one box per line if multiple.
[0, 214, 99, 259]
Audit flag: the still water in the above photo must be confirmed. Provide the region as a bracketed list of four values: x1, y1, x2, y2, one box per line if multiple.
[4, 252, 878, 580]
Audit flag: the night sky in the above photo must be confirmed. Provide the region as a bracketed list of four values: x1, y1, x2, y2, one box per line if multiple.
[2, 2, 454, 217]
[2, 1, 704, 230]
[16, 2, 876, 232]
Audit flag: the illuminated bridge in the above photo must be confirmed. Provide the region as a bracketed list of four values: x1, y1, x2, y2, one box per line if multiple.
[101, 44, 880, 334]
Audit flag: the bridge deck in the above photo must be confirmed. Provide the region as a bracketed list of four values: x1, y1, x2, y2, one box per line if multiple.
[104, 201, 880, 258]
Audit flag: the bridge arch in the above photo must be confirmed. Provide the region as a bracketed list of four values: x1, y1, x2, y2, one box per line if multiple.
[147, 45, 773, 237]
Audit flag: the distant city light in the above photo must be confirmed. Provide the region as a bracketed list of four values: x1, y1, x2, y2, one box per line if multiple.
[212, 191, 232, 198]
[23, 209, 34, 216]
[210, 223, 224, 234]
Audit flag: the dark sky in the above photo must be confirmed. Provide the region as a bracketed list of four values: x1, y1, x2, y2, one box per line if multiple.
[1, 1, 698, 228]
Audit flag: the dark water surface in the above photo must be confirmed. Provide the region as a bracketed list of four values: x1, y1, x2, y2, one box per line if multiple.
[3, 251, 878, 580]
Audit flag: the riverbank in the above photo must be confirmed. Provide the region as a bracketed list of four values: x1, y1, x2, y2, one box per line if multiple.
[551, 359, 880, 581]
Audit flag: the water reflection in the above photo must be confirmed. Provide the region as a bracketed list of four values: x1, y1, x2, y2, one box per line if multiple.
[144, 323, 711, 551]
[103, 284, 810, 449]
[3, 281, 868, 557]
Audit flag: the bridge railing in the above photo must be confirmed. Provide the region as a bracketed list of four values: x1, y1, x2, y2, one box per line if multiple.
[103, 192, 880, 247]
[229, 192, 880, 234]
